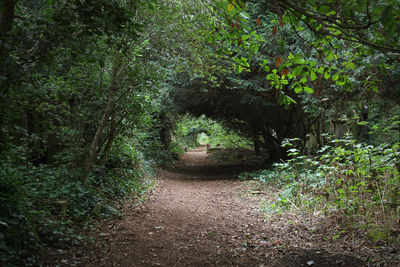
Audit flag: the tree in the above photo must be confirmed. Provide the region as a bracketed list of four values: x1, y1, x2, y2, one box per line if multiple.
[163, 0, 400, 160]
[228, 0, 400, 54]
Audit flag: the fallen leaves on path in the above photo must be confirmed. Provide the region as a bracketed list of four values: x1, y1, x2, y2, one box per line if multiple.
[40, 147, 396, 266]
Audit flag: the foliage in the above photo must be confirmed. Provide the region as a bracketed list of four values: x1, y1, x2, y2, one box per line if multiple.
[0, 0, 171, 264]
[0, 141, 153, 266]
[243, 135, 400, 242]
[174, 115, 252, 150]
[258, 0, 400, 54]
[204, 0, 400, 111]
[165, 0, 398, 162]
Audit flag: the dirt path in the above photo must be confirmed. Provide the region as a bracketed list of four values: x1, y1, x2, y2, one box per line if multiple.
[42, 147, 367, 266]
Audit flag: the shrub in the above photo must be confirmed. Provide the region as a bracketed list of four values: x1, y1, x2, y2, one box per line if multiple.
[0, 142, 154, 265]
[245, 136, 400, 242]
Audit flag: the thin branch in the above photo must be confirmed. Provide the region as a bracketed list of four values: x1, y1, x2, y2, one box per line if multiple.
[280, 0, 379, 30]
[281, 1, 400, 54]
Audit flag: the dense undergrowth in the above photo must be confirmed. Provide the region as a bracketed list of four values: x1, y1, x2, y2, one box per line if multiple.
[240, 136, 400, 245]
[0, 142, 163, 266]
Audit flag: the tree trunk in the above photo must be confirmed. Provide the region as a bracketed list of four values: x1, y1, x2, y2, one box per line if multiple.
[99, 110, 117, 165]
[260, 126, 279, 161]
[250, 125, 261, 155]
[315, 120, 322, 147]
[81, 51, 125, 182]
[81, 94, 115, 182]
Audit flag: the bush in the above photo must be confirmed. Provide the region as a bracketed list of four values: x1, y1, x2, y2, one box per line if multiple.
[167, 142, 185, 160]
[0, 142, 154, 265]
[0, 164, 41, 266]
[244, 136, 400, 242]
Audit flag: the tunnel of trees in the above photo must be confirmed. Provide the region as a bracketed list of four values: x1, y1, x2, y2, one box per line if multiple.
[0, 0, 399, 265]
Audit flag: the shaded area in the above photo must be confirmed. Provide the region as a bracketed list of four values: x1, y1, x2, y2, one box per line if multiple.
[170, 146, 261, 180]
[170, 162, 258, 180]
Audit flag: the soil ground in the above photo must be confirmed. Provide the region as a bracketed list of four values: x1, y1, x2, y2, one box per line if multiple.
[41, 147, 396, 266]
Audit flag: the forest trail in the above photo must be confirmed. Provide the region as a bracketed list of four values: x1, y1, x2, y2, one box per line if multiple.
[42, 147, 365, 266]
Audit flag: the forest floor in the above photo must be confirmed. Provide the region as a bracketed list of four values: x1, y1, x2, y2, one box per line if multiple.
[41, 147, 396, 266]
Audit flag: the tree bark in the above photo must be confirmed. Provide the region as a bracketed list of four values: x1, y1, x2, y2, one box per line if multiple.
[82, 94, 115, 182]
[261, 126, 279, 161]
[81, 51, 124, 182]
[250, 124, 261, 155]
[99, 110, 117, 165]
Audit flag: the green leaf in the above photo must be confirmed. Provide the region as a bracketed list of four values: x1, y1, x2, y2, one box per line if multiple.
[267, 73, 275, 80]
[304, 86, 314, 94]
[345, 61, 355, 70]
[310, 71, 317, 81]
[294, 84, 303, 93]
[370, 86, 379, 92]
[332, 74, 339, 81]
[336, 80, 345, 86]
[237, 0, 246, 8]
[319, 5, 331, 13]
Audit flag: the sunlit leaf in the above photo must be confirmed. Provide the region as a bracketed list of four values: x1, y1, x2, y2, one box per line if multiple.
[294, 84, 303, 93]
[304, 86, 314, 94]
[310, 71, 317, 81]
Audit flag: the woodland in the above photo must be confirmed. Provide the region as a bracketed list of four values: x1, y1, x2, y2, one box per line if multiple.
[0, 0, 399, 266]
